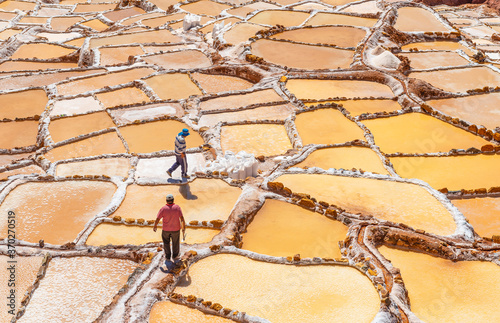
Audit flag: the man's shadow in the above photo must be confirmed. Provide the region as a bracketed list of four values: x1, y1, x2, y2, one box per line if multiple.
[179, 183, 198, 200]
[176, 272, 192, 286]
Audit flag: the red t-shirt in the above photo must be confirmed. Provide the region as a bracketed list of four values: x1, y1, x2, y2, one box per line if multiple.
[156, 203, 184, 231]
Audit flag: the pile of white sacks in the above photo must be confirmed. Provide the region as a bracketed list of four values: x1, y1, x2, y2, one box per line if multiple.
[200, 151, 259, 180]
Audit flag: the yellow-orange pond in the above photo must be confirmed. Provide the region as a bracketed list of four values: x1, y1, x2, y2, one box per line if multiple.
[56, 68, 155, 96]
[305, 99, 402, 116]
[55, 158, 131, 177]
[143, 73, 202, 100]
[44, 131, 127, 161]
[95, 86, 150, 108]
[0, 89, 47, 119]
[286, 79, 394, 100]
[11, 43, 75, 60]
[0, 120, 39, 149]
[175, 254, 380, 322]
[410, 66, 500, 93]
[306, 12, 378, 27]
[336, 99, 402, 116]
[452, 197, 500, 238]
[0, 181, 116, 244]
[49, 111, 116, 143]
[199, 104, 295, 127]
[248, 10, 311, 27]
[400, 51, 470, 69]
[221, 124, 292, 156]
[394, 7, 449, 32]
[362, 113, 489, 154]
[222, 23, 265, 44]
[277, 173, 457, 235]
[86, 223, 218, 246]
[110, 179, 241, 223]
[379, 246, 500, 323]
[426, 92, 500, 130]
[271, 26, 366, 48]
[390, 154, 500, 191]
[251, 39, 354, 70]
[190, 73, 253, 94]
[401, 41, 474, 56]
[149, 301, 234, 323]
[142, 50, 212, 69]
[295, 109, 365, 145]
[242, 199, 347, 258]
[200, 89, 283, 111]
[294, 147, 389, 174]
[119, 120, 203, 154]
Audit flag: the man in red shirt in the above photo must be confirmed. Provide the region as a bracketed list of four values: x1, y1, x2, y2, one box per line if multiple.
[153, 194, 186, 269]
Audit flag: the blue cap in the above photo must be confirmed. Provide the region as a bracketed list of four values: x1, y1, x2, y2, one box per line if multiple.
[179, 128, 190, 137]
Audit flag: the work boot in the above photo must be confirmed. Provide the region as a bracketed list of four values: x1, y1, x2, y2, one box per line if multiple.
[182, 173, 190, 179]
[166, 170, 172, 177]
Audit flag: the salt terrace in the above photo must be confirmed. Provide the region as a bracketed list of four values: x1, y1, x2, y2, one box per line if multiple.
[0, 0, 499, 322]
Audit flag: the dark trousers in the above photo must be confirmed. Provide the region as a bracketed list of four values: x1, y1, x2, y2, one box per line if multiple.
[168, 154, 188, 176]
[162, 230, 180, 261]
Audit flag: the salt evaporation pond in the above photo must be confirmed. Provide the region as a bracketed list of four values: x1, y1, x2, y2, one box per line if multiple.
[362, 113, 490, 154]
[286, 79, 394, 99]
[270, 26, 367, 47]
[0, 89, 47, 119]
[18, 257, 137, 323]
[110, 179, 241, 223]
[0, 181, 116, 245]
[277, 173, 457, 235]
[390, 154, 500, 190]
[86, 223, 218, 246]
[401, 51, 470, 69]
[190, 73, 253, 93]
[242, 198, 348, 258]
[426, 93, 500, 130]
[0, 120, 38, 149]
[401, 40, 475, 55]
[44, 131, 127, 161]
[175, 254, 380, 323]
[379, 246, 500, 323]
[330, 99, 402, 116]
[410, 66, 500, 93]
[251, 39, 354, 70]
[294, 147, 390, 174]
[49, 111, 116, 143]
[95, 86, 150, 108]
[248, 10, 311, 27]
[452, 197, 500, 238]
[55, 158, 131, 177]
[199, 89, 283, 111]
[149, 301, 233, 323]
[119, 120, 204, 154]
[394, 7, 449, 32]
[221, 124, 293, 156]
[306, 12, 378, 27]
[0, 256, 42, 322]
[295, 108, 366, 145]
[143, 73, 202, 100]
